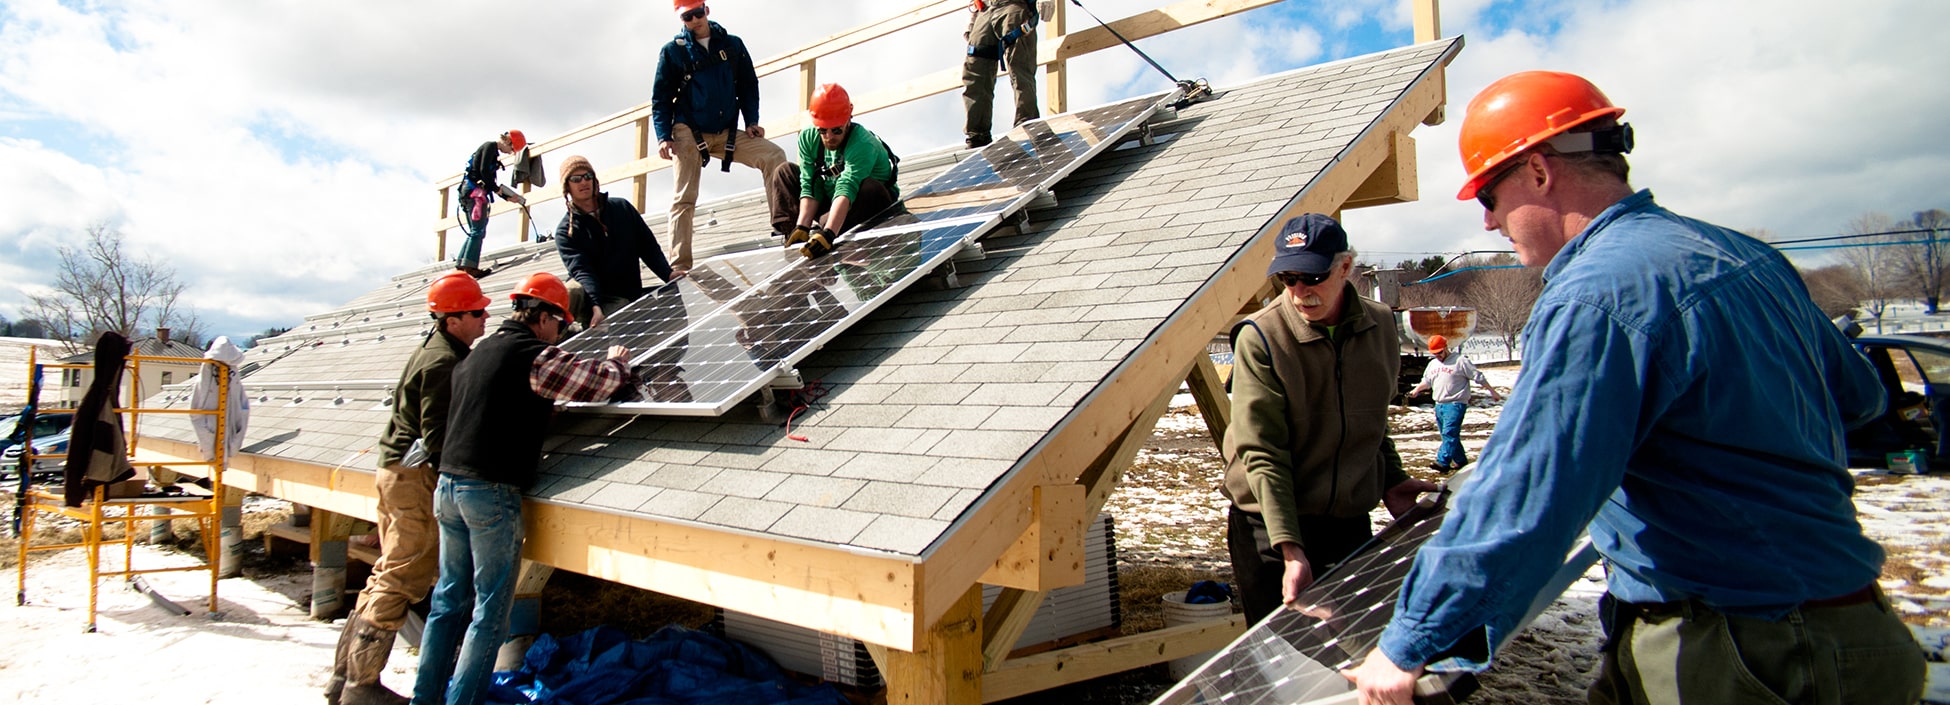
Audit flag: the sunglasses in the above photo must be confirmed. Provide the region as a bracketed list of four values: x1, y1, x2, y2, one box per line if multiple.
[1275, 271, 1332, 288]
[1475, 158, 1529, 212]
[817, 126, 846, 136]
[466, 310, 488, 319]
[566, 172, 598, 184]
[680, 6, 707, 22]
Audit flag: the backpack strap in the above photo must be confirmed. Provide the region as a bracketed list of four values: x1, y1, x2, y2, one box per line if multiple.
[1226, 319, 1274, 394]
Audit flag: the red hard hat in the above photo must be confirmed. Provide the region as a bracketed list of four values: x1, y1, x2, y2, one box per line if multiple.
[1427, 334, 1448, 355]
[512, 272, 574, 324]
[808, 84, 853, 129]
[674, 0, 705, 13]
[428, 271, 492, 314]
[1455, 71, 1625, 200]
[504, 129, 527, 152]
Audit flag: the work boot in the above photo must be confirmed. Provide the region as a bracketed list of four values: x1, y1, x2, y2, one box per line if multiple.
[339, 614, 407, 704]
[340, 684, 409, 705]
[965, 133, 992, 149]
[324, 614, 359, 705]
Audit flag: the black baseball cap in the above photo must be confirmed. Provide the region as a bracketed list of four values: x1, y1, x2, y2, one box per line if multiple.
[1267, 213, 1348, 276]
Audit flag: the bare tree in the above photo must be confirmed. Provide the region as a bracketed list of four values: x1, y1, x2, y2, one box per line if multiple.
[1799, 264, 1866, 319]
[1839, 212, 1902, 330]
[1462, 254, 1543, 359]
[1889, 209, 1950, 314]
[26, 223, 202, 352]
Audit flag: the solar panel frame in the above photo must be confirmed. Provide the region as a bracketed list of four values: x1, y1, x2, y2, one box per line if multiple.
[558, 88, 1185, 416]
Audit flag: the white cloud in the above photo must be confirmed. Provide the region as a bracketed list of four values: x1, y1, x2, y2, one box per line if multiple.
[1, 0, 1944, 339]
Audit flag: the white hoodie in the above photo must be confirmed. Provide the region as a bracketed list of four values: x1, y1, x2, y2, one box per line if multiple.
[191, 337, 250, 461]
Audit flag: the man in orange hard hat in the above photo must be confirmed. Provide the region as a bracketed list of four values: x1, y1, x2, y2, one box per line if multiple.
[411, 272, 633, 705]
[767, 83, 899, 259]
[1405, 334, 1499, 473]
[1344, 71, 1922, 705]
[325, 271, 490, 705]
[961, 0, 1040, 148]
[651, 0, 787, 276]
[454, 131, 528, 279]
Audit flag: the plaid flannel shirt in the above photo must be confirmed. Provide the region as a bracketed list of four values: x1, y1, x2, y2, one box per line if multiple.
[529, 347, 632, 402]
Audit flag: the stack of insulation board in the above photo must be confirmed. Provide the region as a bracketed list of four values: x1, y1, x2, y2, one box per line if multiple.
[716, 513, 1122, 687]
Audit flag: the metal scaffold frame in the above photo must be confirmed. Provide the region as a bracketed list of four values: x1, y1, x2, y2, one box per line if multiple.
[13, 349, 233, 632]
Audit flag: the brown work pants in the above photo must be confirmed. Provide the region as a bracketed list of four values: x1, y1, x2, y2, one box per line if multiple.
[668, 123, 788, 271]
[765, 162, 897, 236]
[351, 463, 439, 630]
[962, 0, 1040, 140]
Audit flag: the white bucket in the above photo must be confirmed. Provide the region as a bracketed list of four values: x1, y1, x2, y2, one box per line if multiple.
[1161, 589, 1233, 680]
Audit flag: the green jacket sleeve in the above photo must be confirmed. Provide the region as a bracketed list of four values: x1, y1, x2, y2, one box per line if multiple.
[1231, 325, 1306, 548]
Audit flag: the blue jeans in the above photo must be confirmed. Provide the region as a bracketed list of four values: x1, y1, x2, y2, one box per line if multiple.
[455, 189, 488, 269]
[412, 475, 525, 705]
[1434, 402, 1468, 468]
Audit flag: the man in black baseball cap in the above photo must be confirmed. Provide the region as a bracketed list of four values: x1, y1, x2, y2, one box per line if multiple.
[1219, 212, 1436, 623]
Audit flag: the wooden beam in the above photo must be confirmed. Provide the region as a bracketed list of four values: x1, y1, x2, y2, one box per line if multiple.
[752, 0, 966, 78]
[632, 117, 651, 212]
[1414, 0, 1446, 126]
[1185, 347, 1231, 451]
[978, 484, 1085, 592]
[1044, 0, 1068, 115]
[981, 614, 1247, 702]
[883, 584, 984, 705]
[979, 588, 1045, 671]
[136, 437, 928, 650]
[1343, 131, 1419, 209]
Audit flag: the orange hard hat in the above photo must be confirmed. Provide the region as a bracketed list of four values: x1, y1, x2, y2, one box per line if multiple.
[808, 84, 853, 129]
[1427, 334, 1448, 355]
[1455, 71, 1625, 200]
[504, 129, 527, 152]
[674, 0, 705, 13]
[512, 272, 574, 324]
[429, 271, 493, 314]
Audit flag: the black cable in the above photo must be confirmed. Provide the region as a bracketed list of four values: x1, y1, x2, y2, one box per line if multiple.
[1067, 0, 1180, 85]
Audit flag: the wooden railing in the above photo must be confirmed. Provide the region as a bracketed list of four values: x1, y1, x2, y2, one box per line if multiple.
[426, 0, 1354, 259]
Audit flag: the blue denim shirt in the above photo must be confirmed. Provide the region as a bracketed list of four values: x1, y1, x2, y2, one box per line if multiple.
[1378, 190, 1887, 670]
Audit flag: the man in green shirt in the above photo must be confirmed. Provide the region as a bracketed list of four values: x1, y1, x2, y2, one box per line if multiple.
[765, 83, 899, 258]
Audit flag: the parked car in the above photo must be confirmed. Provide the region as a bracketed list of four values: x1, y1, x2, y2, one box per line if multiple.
[1, 422, 71, 481]
[0, 411, 75, 461]
[1842, 332, 1950, 471]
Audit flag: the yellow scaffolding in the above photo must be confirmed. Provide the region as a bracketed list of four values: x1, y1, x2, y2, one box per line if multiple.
[12, 348, 231, 632]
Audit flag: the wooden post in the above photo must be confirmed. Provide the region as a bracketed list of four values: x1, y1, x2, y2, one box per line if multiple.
[883, 584, 983, 704]
[799, 59, 818, 112]
[633, 116, 651, 212]
[1185, 352, 1231, 452]
[309, 507, 358, 619]
[496, 560, 557, 670]
[436, 186, 450, 260]
[1413, 0, 1445, 125]
[1044, 0, 1067, 115]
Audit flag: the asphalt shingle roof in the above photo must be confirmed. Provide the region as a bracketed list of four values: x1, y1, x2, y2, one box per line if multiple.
[142, 38, 1461, 560]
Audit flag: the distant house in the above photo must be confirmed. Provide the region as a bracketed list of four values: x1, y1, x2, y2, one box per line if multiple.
[55, 328, 204, 410]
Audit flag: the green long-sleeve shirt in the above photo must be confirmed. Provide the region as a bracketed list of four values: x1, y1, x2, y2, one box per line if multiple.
[796, 123, 899, 203]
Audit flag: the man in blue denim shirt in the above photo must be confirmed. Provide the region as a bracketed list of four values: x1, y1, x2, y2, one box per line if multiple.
[1344, 71, 1924, 704]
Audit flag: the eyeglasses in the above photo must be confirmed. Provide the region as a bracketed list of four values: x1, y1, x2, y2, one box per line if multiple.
[566, 172, 597, 184]
[817, 126, 846, 136]
[680, 6, 707, 22]
[466, 310, 488, 319]
[1275, 271, 1332, 288]
[1475, 158, 1526, 212]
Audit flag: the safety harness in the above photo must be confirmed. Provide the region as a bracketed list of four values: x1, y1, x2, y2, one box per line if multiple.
[967, 0, 1040, 61]
[670, 32, 744, 173]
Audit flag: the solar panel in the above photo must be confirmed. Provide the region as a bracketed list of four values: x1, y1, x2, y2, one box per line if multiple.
[557, 89, 1182, 416]
[1151, 473, 1600, 705]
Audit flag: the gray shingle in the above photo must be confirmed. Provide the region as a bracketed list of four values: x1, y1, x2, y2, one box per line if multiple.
[587, 484, 661, 512]
[697, 468, 788, 499]
[639, 489, 722, 520]
[698, 498, 791, 532]
[852, 515, 951, 554]
[832, 452, 940, 483]
[770, 505, 875, 544]
[895, 404, 999, 430]
[764, 475, 866, 508]
[841, 481, 959, 519]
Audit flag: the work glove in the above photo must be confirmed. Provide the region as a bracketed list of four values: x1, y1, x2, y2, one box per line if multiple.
[802, 225, 835, 259]
[784, 226, 813, 248]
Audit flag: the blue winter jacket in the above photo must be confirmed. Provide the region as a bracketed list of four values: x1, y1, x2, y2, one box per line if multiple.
[650, 22, 760, 143]
[1378, 190, 1888, 671]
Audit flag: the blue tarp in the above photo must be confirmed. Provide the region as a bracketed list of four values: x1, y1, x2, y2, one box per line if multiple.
[486, 625, 852, 705]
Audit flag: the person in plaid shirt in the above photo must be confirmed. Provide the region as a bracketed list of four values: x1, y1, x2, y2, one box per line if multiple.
[412, 272, 632, 705]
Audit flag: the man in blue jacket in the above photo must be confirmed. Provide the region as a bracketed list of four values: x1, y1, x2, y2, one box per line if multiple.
[1343, 71, 1924, 705]
[651, 0, 787, 276]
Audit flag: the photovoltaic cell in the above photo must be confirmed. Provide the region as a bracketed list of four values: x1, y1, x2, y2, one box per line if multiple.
[557, 89, 1181, 415]
[1152, 474, 1599, 705]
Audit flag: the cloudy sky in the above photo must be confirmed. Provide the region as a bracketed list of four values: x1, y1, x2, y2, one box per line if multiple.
[2, 0, 1945, 343]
